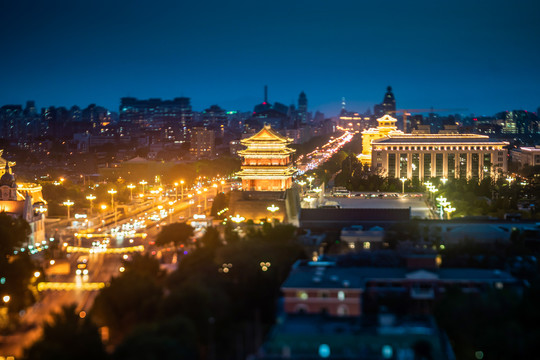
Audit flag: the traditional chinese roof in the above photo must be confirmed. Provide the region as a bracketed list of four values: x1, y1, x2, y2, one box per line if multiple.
[237, 166, 297, 178]
[240, 124, 293, 145]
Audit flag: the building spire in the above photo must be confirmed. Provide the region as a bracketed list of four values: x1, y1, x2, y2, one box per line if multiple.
[264, 85, 268, 103]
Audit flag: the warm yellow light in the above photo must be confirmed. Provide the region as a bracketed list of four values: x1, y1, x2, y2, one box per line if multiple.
[2, 295, 10, 303]
[231, 215, 245, 223]
[100, 204, 107, 210]
[108, 189, 117, 195]
[34, 271, 41, 278]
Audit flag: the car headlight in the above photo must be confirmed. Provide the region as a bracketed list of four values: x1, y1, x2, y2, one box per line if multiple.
[76, 269, 81, 275]
[83, 269, 89, 275]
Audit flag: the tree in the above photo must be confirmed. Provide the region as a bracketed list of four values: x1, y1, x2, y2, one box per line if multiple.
[113, 316, 197, 360]
[0, 212, 30, 261]
[210, 192, 228, 219]
[91, 272, 163, 341]
[155, 222, 194, 251]
[200, 227, 222, 249]
[23, 304, 108, 360]
[124, 253, 164, 279]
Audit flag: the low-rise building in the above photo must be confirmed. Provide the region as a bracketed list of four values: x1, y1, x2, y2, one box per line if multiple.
[371, 134, 508, 180]
[340, 225, 384, 250]
[510, 145, 540, 168]
[281, 258, 519, 317]
[0, 161, 46, 246]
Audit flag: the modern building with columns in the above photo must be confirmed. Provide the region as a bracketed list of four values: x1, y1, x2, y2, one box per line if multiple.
[371, 135, 508, 180]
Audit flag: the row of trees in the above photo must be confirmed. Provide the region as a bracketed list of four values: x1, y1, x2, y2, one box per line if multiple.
[24, 223, 305, 359]
[0, 213, 40, 330]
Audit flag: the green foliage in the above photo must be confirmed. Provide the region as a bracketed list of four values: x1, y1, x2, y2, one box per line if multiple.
[91, 271, 163, 339]
[0, 214, 36, 315]
[113, 316, 197, 360]
[435, 284, 540, 360]
[0, 212, 31, 259]
[23, 304, 108, 360]
[123, 253, 164, 279]
[160, 227, 306, 358]
[200, 226, 222, 249]
[223, 222, 240, 245]
[210, 192, 229, 219]
[2, 252, 38, 314]
[155, 222, 194, 250]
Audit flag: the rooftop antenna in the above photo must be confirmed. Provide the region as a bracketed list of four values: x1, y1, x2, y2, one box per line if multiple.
[264, 85, 268, 103]
[341, 97, 346, 110]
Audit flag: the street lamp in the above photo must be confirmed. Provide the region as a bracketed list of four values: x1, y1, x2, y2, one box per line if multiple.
[400, 178, 407, 194]
[174, 182, 179, 201]
[444, 205, 456, 219]
[188, 199, 195, 217]
[63, 200, 74, 220]
[267, 204, 279, 223]
[127, 184, 136, 201]
[297, 180, 306, 194]
[441, 177, 448, 185]
[307, 176, 315, 190]
[231, 215, 245, 223]
[86, 194, 96, 215]
[108, 189, 117, 208]
[180, 180, 185, 199]
[108, 189, 117, 227]
[139, 180, 147, 195]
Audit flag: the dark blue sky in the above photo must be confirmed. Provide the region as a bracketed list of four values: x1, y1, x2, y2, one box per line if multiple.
[1, 0, 539, 116]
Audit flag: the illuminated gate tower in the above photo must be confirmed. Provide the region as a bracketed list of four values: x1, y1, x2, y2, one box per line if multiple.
[237, 124, 296, 191]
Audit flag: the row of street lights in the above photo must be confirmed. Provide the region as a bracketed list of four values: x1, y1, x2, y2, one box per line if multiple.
[424, 181, 456, 219]
[61, 177, 227, 225]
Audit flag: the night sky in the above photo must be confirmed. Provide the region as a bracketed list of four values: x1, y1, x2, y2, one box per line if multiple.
[1, 0, 539, 116]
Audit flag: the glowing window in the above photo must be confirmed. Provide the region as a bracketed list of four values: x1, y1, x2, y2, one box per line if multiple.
[338, 291, 345, 301]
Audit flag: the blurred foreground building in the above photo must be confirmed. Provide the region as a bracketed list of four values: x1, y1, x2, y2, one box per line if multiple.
[0, 153, 46, 245]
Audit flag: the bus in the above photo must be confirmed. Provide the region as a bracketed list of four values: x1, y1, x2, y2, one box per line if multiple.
[332, 187, 350, 197]
[76, 255, 89, 275]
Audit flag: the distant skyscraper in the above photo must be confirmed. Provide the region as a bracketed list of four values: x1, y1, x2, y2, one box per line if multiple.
[254, 85, 272, 113]
[297, 91, 308, 124]
[190, 127, 215, 159]
[374, 86, 396, 118]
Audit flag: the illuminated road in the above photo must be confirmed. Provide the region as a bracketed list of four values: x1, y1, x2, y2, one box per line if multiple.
[0, 251, 122, 358]
[0, 185, 220, 357]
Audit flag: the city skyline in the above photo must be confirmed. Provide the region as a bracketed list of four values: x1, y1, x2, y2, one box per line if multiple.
[1, 0, 539, 116]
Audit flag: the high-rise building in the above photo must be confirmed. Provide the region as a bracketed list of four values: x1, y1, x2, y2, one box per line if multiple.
[374, 86, 396, 118]
[190, 127, 215, 159]
[0, 105, 23, 140]
[497, 110, 539, 135]
[297, 91, 308, 125]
